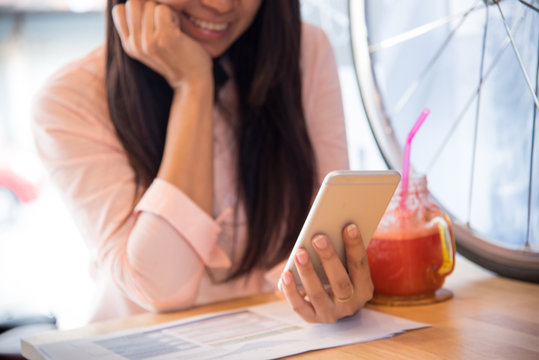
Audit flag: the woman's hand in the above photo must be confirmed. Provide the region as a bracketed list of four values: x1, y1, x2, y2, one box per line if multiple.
[280, 224, 373, 323]
[112, 0, 212, 90]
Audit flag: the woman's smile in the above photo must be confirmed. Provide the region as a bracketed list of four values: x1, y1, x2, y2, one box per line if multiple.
[185, 13, 229, 32]
[158, 0, 262, 57]
[180, 11, 232, 46]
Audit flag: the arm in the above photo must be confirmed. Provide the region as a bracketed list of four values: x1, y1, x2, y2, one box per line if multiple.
[110, 0, 219, 306]
[33, 0, 225, 314]
[158, 81, 214, 215]
[278, 24, 373, 323]
[112, 0, 214, 214]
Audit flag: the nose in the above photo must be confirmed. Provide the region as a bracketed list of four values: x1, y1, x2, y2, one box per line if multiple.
[201, 0, 234, 13]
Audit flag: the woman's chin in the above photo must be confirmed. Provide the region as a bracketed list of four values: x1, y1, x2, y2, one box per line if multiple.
[203, 46, 227, 59]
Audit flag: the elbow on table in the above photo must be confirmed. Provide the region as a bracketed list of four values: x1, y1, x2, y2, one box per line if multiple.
[134, 277, 201, 314]
[144, 297, 195, 314]
[120, 240, 205, 313]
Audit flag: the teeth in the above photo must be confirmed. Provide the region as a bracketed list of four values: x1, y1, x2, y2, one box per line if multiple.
[188, 15, 228, 31]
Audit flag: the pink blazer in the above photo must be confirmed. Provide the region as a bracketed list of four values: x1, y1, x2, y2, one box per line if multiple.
[32, 22, 349, 325]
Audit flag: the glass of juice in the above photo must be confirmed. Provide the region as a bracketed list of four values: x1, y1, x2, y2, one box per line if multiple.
[367, 174, 456, 305]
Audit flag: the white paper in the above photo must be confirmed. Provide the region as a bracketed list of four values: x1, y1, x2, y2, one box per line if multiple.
[36, 301, 428, 360]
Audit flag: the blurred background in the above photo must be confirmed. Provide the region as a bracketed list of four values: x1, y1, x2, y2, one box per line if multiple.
[0, 0, 384, 329]
[0, 0, 106, 330]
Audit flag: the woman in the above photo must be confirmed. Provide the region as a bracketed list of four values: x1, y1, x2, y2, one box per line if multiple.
[32, 0, 373, 326]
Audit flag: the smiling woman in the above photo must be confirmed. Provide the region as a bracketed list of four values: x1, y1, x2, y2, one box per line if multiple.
[30, 0, 373, 327]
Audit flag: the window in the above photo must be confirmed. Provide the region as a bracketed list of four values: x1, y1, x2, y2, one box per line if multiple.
[0, 1, 105, 329]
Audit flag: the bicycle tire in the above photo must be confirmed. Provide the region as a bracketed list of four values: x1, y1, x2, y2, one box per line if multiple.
[349, 0, 539, 283]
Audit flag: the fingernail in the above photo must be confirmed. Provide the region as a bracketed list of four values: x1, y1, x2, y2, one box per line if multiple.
[295, 249, 309, 265]
[313, 234, 327, 249]
[347, 224, 358, 238]
[281, 272, 292, 286]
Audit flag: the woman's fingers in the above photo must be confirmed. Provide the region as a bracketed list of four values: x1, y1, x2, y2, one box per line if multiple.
[112, 1, 143, 57]
[343, 224, 369, 283]
[293, 249, 339, 323]
[155, 3, 177, 33]
[125, 0, 143, 51]
[279, 271, 317, 322]
[283, 224, 372, 323]
[112, 4, 129, 44]
[343, 224, 374, 304]
[112, 1, 169, 76]
[311, 233, 354, 302]
[141, 1, 156, 51]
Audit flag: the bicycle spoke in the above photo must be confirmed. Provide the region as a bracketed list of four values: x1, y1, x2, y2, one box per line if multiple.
[466, 6, 490, 228]
[368, 1, 483, 53]
[518, 0, 539, 13]
[391, 1, 483, 116]
[426, 12, 527, 171]
[496, 2, 539, 108]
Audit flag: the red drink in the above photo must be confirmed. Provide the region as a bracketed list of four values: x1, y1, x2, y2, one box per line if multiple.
[366, 174, 455, 302]
[367, 228, 445, 297]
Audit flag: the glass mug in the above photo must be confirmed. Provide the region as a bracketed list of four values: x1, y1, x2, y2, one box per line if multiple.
[367, 174, 456, 304]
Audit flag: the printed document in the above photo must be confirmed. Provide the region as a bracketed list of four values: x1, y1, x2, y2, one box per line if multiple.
[36, 300, 428, 359]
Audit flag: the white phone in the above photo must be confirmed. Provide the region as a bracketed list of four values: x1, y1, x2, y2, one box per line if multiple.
[278, 170, 400, 292]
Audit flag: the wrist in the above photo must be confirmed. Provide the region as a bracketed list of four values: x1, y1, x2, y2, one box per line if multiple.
[170, 69, 213, 92]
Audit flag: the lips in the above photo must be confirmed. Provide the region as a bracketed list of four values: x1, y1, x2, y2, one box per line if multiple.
[186, 14, 229, 32]
[178, 10, 236, 57]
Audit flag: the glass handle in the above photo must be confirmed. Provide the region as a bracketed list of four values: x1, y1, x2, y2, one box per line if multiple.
[431, 214, 456, 275]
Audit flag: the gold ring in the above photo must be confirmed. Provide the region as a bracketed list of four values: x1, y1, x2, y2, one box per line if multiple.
[334, 286, 354, 303]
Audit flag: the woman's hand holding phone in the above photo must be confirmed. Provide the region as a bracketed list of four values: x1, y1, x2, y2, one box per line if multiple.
[279, 223, 374, 323]
[111, 0, 212, 90]
[277, 170, 399, 323]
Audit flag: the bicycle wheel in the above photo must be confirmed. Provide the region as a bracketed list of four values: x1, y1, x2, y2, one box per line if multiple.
[350, 0, 539, 282]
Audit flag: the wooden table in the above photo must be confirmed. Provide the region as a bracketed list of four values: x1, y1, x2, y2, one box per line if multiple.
[21, 255, 539, 359]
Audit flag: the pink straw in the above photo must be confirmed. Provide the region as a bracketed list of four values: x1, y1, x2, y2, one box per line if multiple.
[399, 108, 430, 210]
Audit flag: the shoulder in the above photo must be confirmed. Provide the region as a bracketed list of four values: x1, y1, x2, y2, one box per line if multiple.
[32, 45, 126, 166]
[39, 45, 106, 96]
[300, 21, 334, 66]
[299, 22, 338, 84]
[301, 21, 331, 46]
[299, 22, 341, 108]
[33, 45, 109, 131]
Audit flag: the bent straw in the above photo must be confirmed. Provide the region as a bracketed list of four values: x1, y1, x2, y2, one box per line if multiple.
[399, 107, 431, 211]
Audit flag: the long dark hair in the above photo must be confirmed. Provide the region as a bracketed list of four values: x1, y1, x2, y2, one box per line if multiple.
[105, 0, 317, 279]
